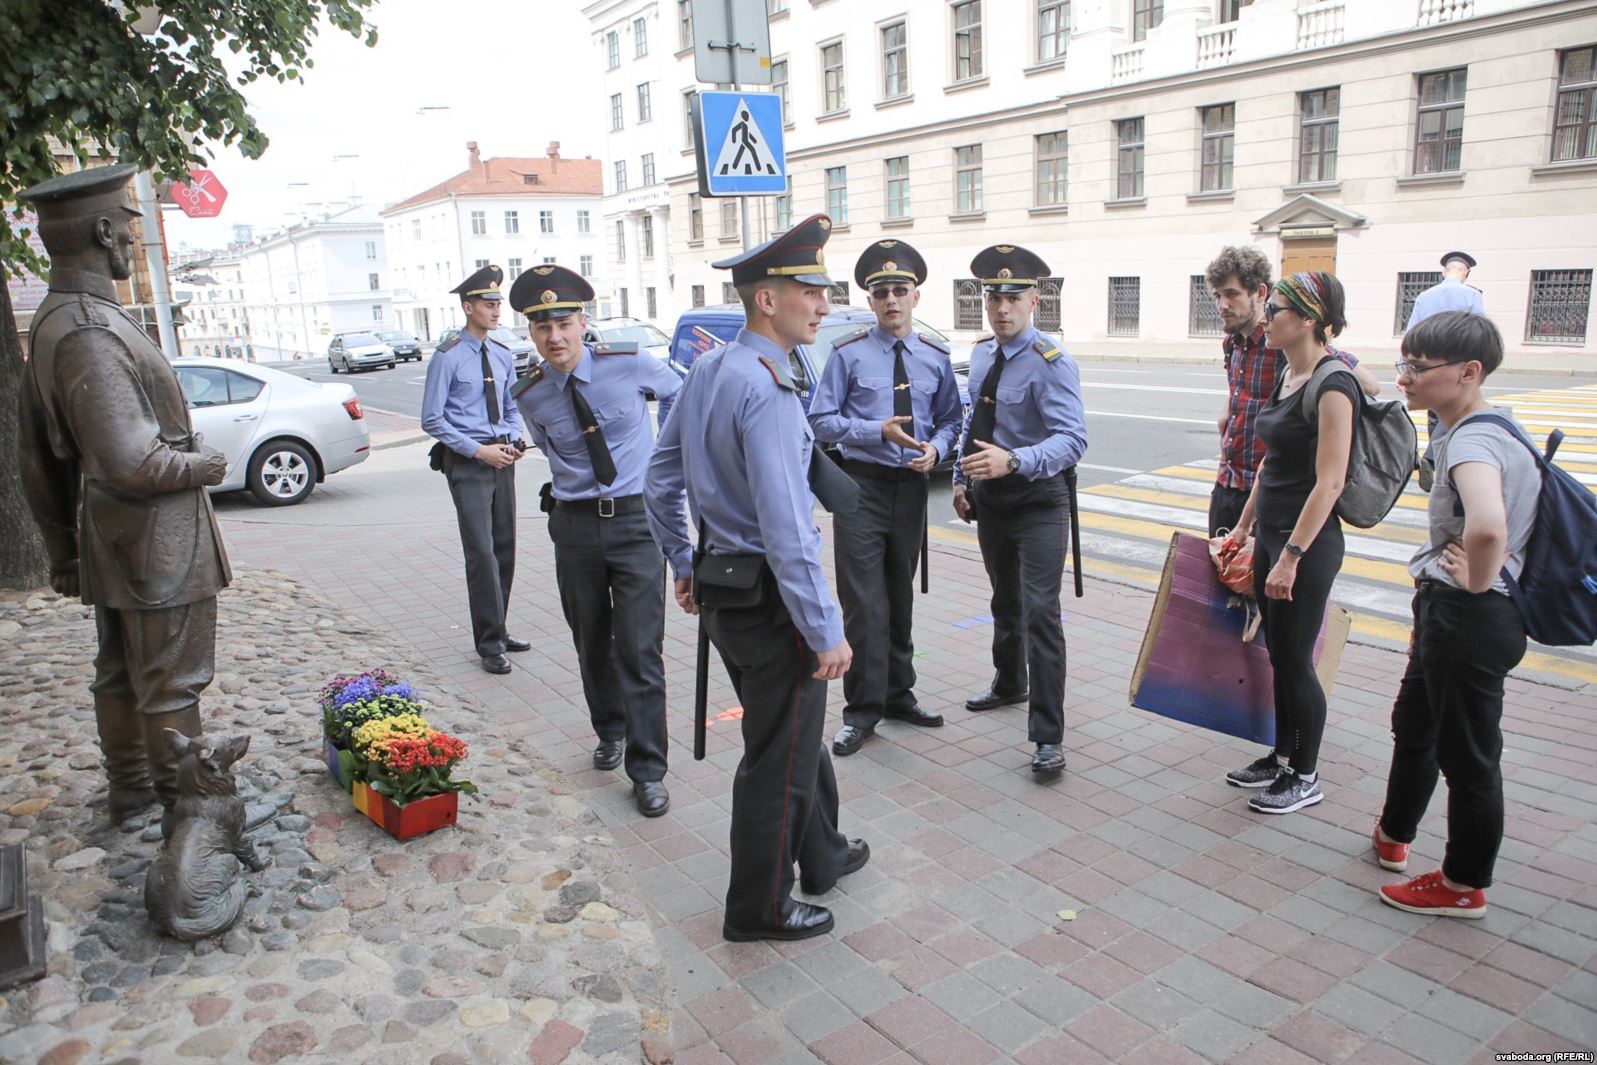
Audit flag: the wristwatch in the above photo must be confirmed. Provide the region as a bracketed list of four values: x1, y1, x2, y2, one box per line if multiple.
[1006, 453, 1021, 475]
[1284, 542, 1305, 559]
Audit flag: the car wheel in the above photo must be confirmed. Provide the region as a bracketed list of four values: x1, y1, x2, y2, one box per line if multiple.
[246, 440, 316, 506]
[328, 358, 339, 374]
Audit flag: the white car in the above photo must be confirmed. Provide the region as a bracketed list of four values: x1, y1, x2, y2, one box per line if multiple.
[173, 358, 371, 506]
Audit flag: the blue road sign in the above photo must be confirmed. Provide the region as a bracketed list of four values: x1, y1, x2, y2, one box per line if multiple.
[696, 91, 787, 196]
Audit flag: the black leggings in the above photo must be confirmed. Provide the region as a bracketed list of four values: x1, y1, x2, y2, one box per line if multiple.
[1253, 519, 1344, 776]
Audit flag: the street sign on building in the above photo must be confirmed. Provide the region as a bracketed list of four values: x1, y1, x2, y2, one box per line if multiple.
[692, 0, 771, 85]
[693, 91, 787, 197]
[173, 169, 227, 218]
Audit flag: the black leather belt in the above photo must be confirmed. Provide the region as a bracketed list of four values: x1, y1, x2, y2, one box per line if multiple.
[557, 494, 645, 518]
[840, 457, 923, 483]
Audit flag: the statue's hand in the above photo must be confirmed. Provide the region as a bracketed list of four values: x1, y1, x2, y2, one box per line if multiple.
[49, 561, 79, 599]
[198, 446, 229, 486]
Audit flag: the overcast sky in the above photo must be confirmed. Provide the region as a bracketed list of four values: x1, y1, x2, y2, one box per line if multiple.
[166, 0, 604, 253]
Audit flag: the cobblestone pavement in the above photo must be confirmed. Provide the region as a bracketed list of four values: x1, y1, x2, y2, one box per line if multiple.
[8, 435, 1593, 1065]
[0, 572, 672, 1065]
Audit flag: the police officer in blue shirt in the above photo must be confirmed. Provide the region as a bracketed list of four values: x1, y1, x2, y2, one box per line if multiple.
[953, 244, 1088, 777]
[1408, 253, 1485, 491]
[810, 240, 963, 758]
[645, 214, 868, 943]
[421, 265, 529, 675]
[508, 264, 683, 818]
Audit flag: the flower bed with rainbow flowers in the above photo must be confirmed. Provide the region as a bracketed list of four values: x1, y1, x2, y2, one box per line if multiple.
[318, 671, 476, 839]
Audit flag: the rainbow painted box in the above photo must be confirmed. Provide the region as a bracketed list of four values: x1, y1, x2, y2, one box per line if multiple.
[350, 781, 459, 841]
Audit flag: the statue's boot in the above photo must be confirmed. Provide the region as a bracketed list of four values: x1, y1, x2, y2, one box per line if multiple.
[95, 695, 157, 824]
[143, 707, 203, 840]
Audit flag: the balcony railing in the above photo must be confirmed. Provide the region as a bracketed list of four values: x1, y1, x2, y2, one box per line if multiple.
[1111, 43, 1145, 83]
[1417, 0, 1473, 24]
[1197, 23, 1236, 68]
[1297, 0, 1345, 49]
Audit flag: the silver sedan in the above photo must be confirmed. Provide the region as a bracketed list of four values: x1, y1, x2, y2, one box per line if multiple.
[173, 357, 371, 506]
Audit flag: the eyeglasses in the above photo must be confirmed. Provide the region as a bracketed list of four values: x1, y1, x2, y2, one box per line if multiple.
[1394, 360, 1450, 378]
[870, 285, 912, 300]
[1262, 303, 1296, 322]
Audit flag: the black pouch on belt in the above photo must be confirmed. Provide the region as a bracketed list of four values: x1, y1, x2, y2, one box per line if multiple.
[539, 481, 556, 514]
[428, 442, 448, 472]
[693, 554, 768, 609]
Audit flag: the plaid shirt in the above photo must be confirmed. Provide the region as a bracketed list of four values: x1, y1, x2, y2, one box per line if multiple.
[1217, 324, 1358, 490]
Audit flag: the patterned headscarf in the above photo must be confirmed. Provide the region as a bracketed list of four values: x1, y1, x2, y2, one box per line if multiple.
[1276, 271, 1331, 325]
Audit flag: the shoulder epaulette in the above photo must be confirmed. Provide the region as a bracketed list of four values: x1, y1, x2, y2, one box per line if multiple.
[1033, 338, 1063, 363]
[594, 341, 639, 355]
[833, 327, 870, 350]
[509, 364, 544, 399]
[756, 355, 795, 392]
[73, 294, 109, 328]
[917, 331, 950, 356]
[435, 336, 461, 354]
[975, 334, 995, 345]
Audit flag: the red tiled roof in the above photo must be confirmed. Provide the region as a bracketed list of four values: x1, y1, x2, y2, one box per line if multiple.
[382, 156, 602, 215]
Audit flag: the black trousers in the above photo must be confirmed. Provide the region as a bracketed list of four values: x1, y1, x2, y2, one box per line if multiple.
[1253, 519, 1343, 775]
[703, 584, 847, 927]
[973, 474, 1070, 745]
[1379, 584, 1525, 888]
[1209, 484, 1251, 538]
[833, 467, 926, 729]
[444, 455, 516, 656]
[548, 504, 669, 783]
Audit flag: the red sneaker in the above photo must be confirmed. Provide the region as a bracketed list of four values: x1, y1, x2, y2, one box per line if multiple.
[1379, 870, 1486, 919]
[1373, 822, 1409, 872]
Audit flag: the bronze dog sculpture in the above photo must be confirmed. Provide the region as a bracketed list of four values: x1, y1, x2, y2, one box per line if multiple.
[144, 730, 267, 941]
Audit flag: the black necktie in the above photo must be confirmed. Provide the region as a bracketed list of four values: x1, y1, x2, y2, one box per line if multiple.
[892, 340, 913, 422]
[968, 344, 1008, 446]
[480, 342, 501, 426]
[570, 384, 617, 486]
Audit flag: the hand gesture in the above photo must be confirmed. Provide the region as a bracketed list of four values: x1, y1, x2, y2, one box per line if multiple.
[814, 638, 852, 680]
[881, 415, 919, 450]
[674, 577, 698, 615]
[1436, 538, 1470, 586]
[476, 443, 518, 469]
[959, 440, 1012, 482]
[198, 446, 229, 486]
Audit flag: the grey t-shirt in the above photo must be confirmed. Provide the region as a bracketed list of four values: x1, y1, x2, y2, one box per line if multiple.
[1409, 408, 1541, 594]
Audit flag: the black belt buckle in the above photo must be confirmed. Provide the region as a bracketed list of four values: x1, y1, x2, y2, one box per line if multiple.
[597, 497, 616, 518]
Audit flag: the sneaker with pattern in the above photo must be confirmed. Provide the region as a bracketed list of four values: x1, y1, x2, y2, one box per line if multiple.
[1247, 769, 1323, 814]
[1225, 754, 1282, 789]
[1379, 870, 1486, 918]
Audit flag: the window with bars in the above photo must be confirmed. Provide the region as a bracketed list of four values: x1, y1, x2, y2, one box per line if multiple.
[1038, 0, 1069, 63]
[1527, 269, 1592, 344]
[606, 30, 620, 70]
[692, 284, 705, 308]
[1554, 46, 1597, 162]
[637, 83, 653, 122]
[1200, 104, 1235, 192]
[771, 58, 789, 121]
[1108, 277, 1141, 336]
[954, 279, 984, 330]
[821, 40, 846, 113]
[1414, 68, 1467, 175]
[955, 145, 983, 214]
[1116, 118, 1145, 199]
[642, 153, 656, 186]
[1036, 278, 1064, 332]
[1190, 275, 1224, 336]
[882, 22, 908, 99]
[885, 157, 911, 219]
[1394, 271, 1442, 333]
[1299, 88, 1339, 183]
[678, 0, 693, 49]
[1133, 0, 1164, 42]
[827, 282, 850, 306]
[953, 1, 983, 81]
[689, 194, 704, 240]
[1035, 132, 1068, 206]
[826, 166, 848, 224]
[722, 282, 737, 303]
[634, 16, 648, 57]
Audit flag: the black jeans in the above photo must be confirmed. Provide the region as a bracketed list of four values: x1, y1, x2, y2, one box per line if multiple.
[1209, 484, 1250, 539]
[1379, 584, 1526, 888]
[1253, 519, 1344, 776]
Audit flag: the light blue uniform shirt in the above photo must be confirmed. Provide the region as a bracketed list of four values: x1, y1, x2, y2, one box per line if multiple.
[421, 331, 526, 458]
[1408, 278, 1485, 327]
[808, 326, 964, 466]
[645, 328, 844, 650]
[514, 343, 682, 500]
[953, 323, 1087, 487]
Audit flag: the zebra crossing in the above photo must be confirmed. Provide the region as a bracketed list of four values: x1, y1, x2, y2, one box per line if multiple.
[935, 382, 1597, 686]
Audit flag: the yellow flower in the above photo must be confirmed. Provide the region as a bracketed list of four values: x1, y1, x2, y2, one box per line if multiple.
[352, 711, 432, 757]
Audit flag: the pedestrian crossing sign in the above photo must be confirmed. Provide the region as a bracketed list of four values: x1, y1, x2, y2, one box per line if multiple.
[693, 91, 787, 197]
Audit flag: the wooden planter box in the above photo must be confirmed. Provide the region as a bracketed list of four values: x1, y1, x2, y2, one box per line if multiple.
[322, 740, 356, 794]
[351, 781, 458, 840]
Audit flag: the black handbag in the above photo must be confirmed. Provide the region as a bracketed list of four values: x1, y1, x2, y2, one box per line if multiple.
[693, 553, 768, 609]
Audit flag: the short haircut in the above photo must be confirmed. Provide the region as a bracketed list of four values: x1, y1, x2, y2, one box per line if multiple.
[1205, 246, 1272, 294]
[1402, 310, 1503, 376]
[735, 278, 774, 316]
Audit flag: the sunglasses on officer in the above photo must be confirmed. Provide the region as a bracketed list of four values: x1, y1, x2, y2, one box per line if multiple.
[869, 284, 914, 300]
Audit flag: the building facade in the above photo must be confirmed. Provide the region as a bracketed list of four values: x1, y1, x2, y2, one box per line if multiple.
[585, 0, 684, 324]
[663, 0, 1597, 362]
[239, 204, 392, 362]
[172, 250, 252, 359]
[381, 144, 603, 341]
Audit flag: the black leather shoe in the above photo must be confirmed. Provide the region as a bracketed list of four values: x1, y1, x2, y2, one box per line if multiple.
[1032, 743, 1067, 775]
[723, 901, 834, 943]
[831, 724, 872, 756]
[481, 653, 512, 675]
[801, 838, 871, 895]
[884, 703, 944, 727]
[965, 686, 1028, 712]
[504, 637, 532, 653]
[633, 781, 670, 817]
[593, 740, 624, 771]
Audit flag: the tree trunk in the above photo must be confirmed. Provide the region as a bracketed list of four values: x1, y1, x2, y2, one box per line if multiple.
[0, 282, 51, 590]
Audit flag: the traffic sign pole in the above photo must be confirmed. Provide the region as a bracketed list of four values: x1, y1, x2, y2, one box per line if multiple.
[724, 0, 752, 252]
